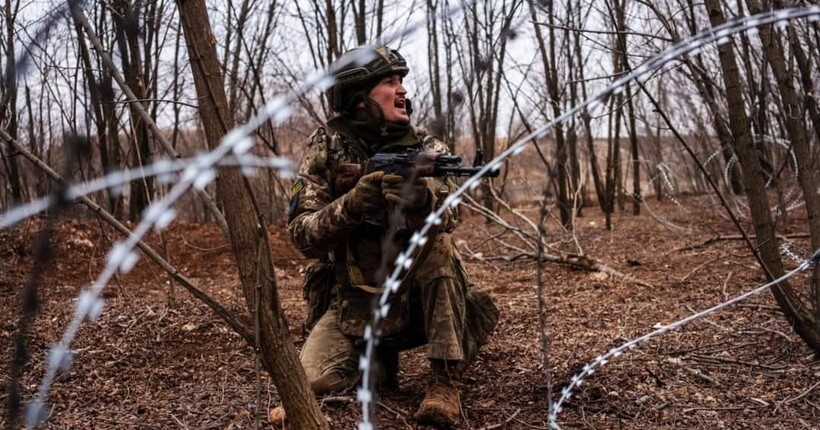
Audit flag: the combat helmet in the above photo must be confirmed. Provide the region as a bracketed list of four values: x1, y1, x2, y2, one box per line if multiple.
[327, 45, 409, 114]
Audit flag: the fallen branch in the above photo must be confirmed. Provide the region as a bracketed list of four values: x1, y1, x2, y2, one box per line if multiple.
[549, 253, 654, 288]
[459, 193, 652, 288]
[689, 353, 789, 371]
[480, 248, 653, 288]
[785, 381, 820, 404]
[462, 196, 540, 253]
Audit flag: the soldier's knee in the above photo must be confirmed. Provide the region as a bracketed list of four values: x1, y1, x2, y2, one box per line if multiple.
[416, 233, 465, 283]
[306, 370, 357, 395]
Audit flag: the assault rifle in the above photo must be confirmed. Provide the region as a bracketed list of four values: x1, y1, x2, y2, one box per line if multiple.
[335, 147, 499, 194]
[365, 147, 501, 178]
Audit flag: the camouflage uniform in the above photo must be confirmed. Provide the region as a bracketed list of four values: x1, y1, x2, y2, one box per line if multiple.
[288, 117, 500, 395]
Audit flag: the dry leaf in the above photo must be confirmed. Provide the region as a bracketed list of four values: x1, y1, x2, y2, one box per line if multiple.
[269, 406, 286, 427]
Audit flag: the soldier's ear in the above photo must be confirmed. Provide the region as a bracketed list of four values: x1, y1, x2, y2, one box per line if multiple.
[350, 92, 369, 114]
[405, 98, 413, 116]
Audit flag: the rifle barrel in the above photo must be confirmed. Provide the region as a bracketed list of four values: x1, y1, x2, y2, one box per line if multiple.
[437, 165, 500, 178]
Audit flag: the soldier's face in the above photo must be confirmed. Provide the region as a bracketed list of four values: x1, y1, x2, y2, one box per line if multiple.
[367, 74, 410, 124]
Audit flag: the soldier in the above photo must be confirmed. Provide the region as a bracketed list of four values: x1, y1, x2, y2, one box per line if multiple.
[288, 44, 499, 427]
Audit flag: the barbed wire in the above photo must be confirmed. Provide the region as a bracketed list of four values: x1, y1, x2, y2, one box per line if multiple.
[779, 242, 806, 264]
[4, 136, 90, 429]
[4, 1, 818, 428]
[639, 166, 693, 232]
[547, 248, 819, 429]
[701, 136, 804, 218]
[18, 32, 339, 430]
[639, 134, 804, 228]
[0, 154, 291, 229]
[355, 6, 820, 429]
[13, 1, 478, 427]
[654, 162, 687, 210]
[22, 129, 298, 427]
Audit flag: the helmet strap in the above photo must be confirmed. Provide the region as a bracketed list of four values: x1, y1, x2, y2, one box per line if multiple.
[344, 97, 411, 149]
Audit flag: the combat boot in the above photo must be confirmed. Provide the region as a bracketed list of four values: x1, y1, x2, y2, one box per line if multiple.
[414, 360, 463, 428]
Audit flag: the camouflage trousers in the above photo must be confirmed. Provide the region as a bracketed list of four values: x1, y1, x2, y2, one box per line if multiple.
[300, 233, 499, 395]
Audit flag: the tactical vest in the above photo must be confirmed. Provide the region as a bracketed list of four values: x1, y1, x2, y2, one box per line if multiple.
[316, 126, 441, 336]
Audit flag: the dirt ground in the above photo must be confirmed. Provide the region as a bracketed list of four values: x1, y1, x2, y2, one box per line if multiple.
[1, 195, 818, 429]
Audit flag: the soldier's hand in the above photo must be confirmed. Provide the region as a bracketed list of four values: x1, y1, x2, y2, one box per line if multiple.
[382, 174, 430, 212]
[344, 171, 386, 216]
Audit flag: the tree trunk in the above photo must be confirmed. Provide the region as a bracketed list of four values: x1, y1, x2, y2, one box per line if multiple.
[325, 0, 340, 64]
[605, 89, 622, 230]
[653, 79, 665, 201]
[786, 23, 820, 146]
[545, 0, 570, 227]
[528, 0, 570, 226]
[626, 83, 641, 215]
[573, 12, 606, 212]
[706, 0, 820, 351]
[747, 0, 820, 347]
[427, 0, 446, 142]
[2, 0, 24, 205]
[99, 72, 124, 218]
[111, 1, 153, 220]
[73, 10, 118, 215]
[175, 0, 328, 427]
[565, 0, 583, 213]
[610, 0, 640, 215]
[226, 0, 253, 113]
[353, 0, 366, 44]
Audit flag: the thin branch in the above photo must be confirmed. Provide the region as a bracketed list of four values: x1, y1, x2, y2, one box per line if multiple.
[70, 5, 230, 236]
[532, 20, 674, 42]
[0, 128, 255, 345]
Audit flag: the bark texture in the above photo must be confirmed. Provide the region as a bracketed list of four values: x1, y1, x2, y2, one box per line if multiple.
[175, 0, 328, 427]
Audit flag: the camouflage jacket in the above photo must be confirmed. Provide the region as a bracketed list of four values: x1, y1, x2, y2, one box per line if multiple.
[287, 117, 457, 291]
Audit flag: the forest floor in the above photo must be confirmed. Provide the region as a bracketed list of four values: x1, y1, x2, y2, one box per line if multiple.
[1, 194, 818, 430]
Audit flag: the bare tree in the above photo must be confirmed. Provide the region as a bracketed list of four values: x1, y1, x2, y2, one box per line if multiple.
[570, 1, 607, 213]
[706, 0, 820, 351]
[528, 0, 571, 227]
[108, 0, 155, 220]
[457, 0, 523, 214]
[1, 0, 25, 206]
[72, 2, 121, 215]
[175, 0, 328, 427]
[607, 0, 641, 215]
[746, 0, 820, 346]
[426, 0, 446, 143]
[432, 0, 461, 147]
[563, 0, 584, 213]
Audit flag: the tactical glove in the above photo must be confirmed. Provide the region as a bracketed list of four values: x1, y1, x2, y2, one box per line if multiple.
[343, 171, 386, 216]
[382, 174, 431, 212]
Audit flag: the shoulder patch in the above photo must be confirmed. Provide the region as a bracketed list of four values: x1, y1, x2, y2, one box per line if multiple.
[288, 178, 304, 215]
[291, 178, 304, 197]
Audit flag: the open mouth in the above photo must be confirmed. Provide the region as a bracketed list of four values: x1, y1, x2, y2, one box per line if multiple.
[394, 99, 406, 109]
